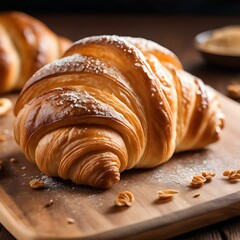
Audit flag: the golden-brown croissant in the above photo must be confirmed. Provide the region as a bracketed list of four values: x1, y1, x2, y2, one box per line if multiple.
[0, 11, 72, 94]
[14, 35, 224, 188]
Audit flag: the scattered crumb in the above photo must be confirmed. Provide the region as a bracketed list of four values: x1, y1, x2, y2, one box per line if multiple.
[114, 191, 135, 207]
[0, 98, 13, 116]
[3, 129, 10, 135]
[44, 199, 53, 208]
[10, 157, 17, 163]
[0, 160, 3, 171]
[193, 193, 200, 198]
[0, 134, 4, 142]
[29, 179, 45, 189]
[158, 189, 179, 200]
[202, 171, 216, 181]
[227, 83, 240, 99]
[66, 217, 75, 224]
[21, 166, 26, 170]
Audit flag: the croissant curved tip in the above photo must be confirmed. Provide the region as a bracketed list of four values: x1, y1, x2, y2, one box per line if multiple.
[71, 171, 120, 189]
[89, 169, 121, 189]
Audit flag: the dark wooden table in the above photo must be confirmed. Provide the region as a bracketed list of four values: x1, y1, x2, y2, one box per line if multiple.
[0, 14, 240, 240]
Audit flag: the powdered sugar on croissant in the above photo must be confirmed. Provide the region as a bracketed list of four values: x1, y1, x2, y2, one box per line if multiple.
[14, 35, 224, 188]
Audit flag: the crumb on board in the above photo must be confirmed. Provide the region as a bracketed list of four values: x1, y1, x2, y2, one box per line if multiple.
[158, 189, 179, 200]
[193, 193, 200, 198]
[29, 179, 45, 189]
[227, 83, 240, 99]
[44, 199, 53, 208]
[66, 217, 75, 224]
[0, 134, 4, 142]
[114, 191, 135, 207]
[10, 157, 17, 163]
[0, 160, 3, 170]
[21, 166, 26, 170]
[0, 98, 13, 117]
[3, 129, 10, 135]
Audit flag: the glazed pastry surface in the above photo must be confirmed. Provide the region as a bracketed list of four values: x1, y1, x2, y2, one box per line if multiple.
[14, 35, 224, 188]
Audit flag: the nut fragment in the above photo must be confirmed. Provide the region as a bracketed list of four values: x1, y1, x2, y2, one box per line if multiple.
[29, 179, 45, 189]
[0, 134, 4, 142]
[191, 175, 206, 188]
[158, 189, 179, 200]
[0, 98, 13, 116]
[10, 157, 17, 163]
[44, 199, 53, 208]
[223, 169, 240, 180]
[66, 217, 75, 224]
[227, 83, 240, 99]
[21, 166, 26, 170]
[114, 191, 134, 207]
[202, 171, 216, 181]
[193, 193, 200, 198]
[0, 159, 3, 170]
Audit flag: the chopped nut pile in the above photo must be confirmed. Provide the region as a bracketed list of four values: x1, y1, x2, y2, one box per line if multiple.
[223, 169, 240, 180]
[201, 171, 216, 181]
[191, 175, 207, 188]
[114, 191, 135, 207]
[157, 189, 179, 200]
[191, 171, 216, 188]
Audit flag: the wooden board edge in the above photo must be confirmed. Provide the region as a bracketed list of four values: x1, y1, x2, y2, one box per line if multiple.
[91, 191, 240, 240]
[1, 189, 239, 240]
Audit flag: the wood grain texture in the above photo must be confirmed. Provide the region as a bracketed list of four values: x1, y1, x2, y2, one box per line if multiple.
[0, 92, 240, 240]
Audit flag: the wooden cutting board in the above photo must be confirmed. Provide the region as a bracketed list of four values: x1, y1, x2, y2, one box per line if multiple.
[0, 93, 240, 240]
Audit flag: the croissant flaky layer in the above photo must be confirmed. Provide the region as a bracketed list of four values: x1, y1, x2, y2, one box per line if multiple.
[14, 35, 224, 188]
[0, 11, 72, 94]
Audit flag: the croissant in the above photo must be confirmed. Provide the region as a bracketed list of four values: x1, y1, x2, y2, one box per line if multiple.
[14, 35, 224, 188]
[0, 11, 71, 94]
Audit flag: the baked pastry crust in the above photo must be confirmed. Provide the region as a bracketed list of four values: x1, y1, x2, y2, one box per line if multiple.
[14, 35, 224, 188]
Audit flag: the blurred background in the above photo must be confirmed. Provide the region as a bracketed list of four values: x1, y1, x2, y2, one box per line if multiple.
[0, 2, 240, 100]
[1, 0, 240, 14]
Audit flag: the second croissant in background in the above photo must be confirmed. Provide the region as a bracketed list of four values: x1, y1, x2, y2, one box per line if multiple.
[0, 11, 72, 94]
